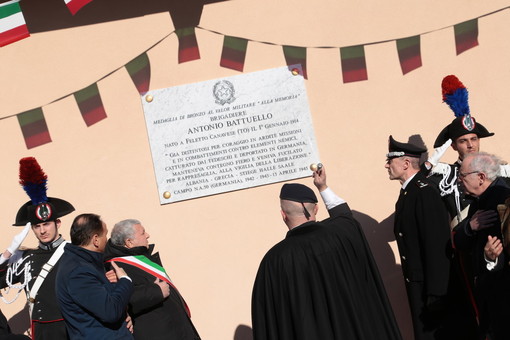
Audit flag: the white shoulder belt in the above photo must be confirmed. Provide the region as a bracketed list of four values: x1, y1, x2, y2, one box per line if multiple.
[27, 241, 68, 313]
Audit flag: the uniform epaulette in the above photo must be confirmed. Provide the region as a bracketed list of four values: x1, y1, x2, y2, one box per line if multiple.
[416, 180, 429, 188]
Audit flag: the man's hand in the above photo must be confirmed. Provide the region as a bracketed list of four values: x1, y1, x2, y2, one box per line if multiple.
[469, 210, 499, 231]
[484, 235, 503, 262]
[312, 165, 327, 192]
[105, 269, 118, 283]
[111, 262, 128, 279]
[154, 278, 170, 298]
[125, 314, 133, 333]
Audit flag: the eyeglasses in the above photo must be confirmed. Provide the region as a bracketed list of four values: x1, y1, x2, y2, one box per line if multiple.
[459, 170, 479, 179]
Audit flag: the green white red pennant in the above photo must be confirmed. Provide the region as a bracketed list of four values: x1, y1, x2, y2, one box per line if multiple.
[0, 0, 29, 47]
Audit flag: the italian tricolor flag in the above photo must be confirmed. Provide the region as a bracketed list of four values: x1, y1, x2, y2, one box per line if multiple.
[283, 46, 308, 79]
[396, 35, 422, 75]
[74, 83, 107, 127]
[17, 108, 52, 149]
[0, 0, 29, 47]
[220, 36, 248, 72]
[64, 0, 93, 15]
[454, 19, 478, 55]
[175, 27, 201, 63]
[125, 52, 151, 95]
[340, 45, 368, 83]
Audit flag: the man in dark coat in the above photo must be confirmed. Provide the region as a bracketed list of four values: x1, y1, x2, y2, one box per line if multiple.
[56, 213, 134, 340]
[0, 157, 75, 340]
[453, 152, 510, 340]
[422, 75, 503, 339]
[251, 166, 402, 340]
[103, 219, 200, 340]
[386, 135, 458, 340]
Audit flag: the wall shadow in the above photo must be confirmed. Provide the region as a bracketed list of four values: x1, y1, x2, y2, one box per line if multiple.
[7, 304, 30, 335]
[233, 324, 253, 340]
[352, 210, 413, 340]
[19, 0, 228, 33]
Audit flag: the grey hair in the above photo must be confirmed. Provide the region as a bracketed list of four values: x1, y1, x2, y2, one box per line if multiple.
[111, 219, 141, 246]
[468, 152, 501, 181]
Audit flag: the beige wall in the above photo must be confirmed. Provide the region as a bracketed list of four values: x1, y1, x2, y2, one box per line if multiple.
[2, 1, 510, 339]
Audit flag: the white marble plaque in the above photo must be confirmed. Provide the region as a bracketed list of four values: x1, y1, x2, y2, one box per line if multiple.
[142, 65, 320, 204]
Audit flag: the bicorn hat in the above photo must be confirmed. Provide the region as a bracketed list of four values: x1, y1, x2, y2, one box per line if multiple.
[13, 157, 75, 226]
[434, 75, 494, 147]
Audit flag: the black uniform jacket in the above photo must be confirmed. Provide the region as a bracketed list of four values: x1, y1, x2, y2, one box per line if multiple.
[394, 172, 452, 296]
[0, 240, 67, 340]
[103, 241, 200, 340]
[427, 162, 473, 222]
[251, 203, 402, 340]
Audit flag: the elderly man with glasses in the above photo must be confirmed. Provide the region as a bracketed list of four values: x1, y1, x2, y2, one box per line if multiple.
[455, 151, 510, 340]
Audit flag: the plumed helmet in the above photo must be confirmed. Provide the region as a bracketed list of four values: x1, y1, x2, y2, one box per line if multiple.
[13, 157, 75, 226]
[434, 75, 494, 147]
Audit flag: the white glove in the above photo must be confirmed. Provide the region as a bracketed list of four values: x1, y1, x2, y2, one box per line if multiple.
[427, 139, 452, 166]
[6, 222, 31, 255]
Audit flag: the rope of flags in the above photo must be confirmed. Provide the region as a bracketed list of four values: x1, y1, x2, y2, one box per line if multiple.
[1, 3, 509, 149]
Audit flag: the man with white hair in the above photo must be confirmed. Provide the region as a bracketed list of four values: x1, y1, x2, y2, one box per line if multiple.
[454, 152, 510, 340]
[103, 219, 200, 340]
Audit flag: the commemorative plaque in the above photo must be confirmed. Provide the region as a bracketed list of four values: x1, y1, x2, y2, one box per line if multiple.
[142, 65, 320, 204]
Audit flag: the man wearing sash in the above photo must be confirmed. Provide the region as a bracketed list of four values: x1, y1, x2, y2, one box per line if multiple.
[104, 219, 201, 340]
[0, 157, 75, 340]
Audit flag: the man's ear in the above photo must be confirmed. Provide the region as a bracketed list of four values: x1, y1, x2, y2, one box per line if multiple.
[402, 158, 410, 170]
[280, 210, 287, 222]
[55, 219, 61, 229]
[313, 204, 319, 215]
[451, 142, 458, 152]
[92, 234, 100, 248]
[478, 172, 487, 184]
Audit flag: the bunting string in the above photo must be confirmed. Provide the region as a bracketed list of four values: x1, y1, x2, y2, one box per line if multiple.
[197, 5, 509, 49]
[1, 4, 509, 148]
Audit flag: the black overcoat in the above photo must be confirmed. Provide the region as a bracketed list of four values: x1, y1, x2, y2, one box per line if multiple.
[393, 172, 452, 340]
[251, 203, 402, 340]
[103, 241, 200, 340]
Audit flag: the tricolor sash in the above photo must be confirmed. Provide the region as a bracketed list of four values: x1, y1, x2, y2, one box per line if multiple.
[106, 255, 191, 317]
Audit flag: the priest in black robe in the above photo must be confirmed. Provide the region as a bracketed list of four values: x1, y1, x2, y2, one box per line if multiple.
[251, 166, 402, 340]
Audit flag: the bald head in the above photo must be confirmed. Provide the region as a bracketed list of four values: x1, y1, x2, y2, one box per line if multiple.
[280, 199, 318, 230]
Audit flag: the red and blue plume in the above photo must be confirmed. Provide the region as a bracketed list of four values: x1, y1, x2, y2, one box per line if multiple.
[441, 75, 470, 118]
[19, 157, 48, 205]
